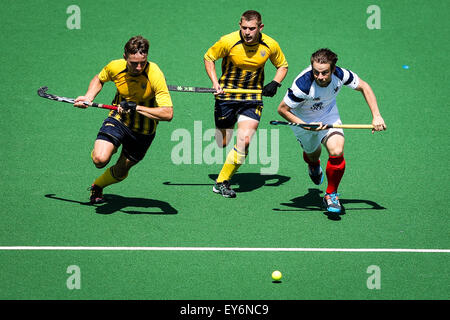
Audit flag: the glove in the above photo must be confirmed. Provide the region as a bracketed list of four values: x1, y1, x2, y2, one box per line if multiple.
[120, 100, 137, 112]
[262, 80, 281, 97]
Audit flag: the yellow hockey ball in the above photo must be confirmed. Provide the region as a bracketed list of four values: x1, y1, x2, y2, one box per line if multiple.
[272, 270, 282, 281]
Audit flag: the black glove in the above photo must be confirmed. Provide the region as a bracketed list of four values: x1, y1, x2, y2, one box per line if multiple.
[262, 80, 281, 97]
[120, 100, 137, 112]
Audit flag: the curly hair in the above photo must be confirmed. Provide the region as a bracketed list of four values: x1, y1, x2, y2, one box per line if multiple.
[124, 35, 149, 57]
[310, 48, 338, 69]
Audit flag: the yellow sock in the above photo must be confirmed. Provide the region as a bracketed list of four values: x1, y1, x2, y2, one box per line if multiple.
[93, 167, 127, 188]
[217, 145, 247, 183]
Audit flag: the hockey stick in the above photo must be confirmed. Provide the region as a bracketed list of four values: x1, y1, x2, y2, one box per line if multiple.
[37, 86, 118, 110]
[269, 120, 374, 129]
[167, 85, 261, 94]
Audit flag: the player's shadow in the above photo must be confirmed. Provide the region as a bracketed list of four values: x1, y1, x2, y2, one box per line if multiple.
[212, 173, 291, 193]
[44, 194, 178, 215]
[274, 188, 386, 221]
[163, 173, 291, 193]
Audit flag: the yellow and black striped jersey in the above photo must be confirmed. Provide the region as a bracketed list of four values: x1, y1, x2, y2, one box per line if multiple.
[98, 59, 173, 135]
[204, 30, 288, 102]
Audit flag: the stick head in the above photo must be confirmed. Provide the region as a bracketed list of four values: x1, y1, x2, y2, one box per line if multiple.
[36, 86, 75, 103]
[37, 86, 49, 97]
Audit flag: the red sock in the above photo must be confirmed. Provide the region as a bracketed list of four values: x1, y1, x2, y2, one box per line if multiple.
[326, 155, 346, 194]
[303, 151, 320, 167]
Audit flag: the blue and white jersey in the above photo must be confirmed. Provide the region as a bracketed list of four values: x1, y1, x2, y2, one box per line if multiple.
[283, 65, 359, 123]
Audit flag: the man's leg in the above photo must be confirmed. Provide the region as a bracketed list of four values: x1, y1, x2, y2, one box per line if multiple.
[89, 138, 137, 204]
[291, 126, 323, 185]
[93, 151, 136, 187]
[323, 133, 345, 212]
[303, 146, 324, 185]
[214, 99, 235, 148]
[215, 128, 234, 148]
[214, 119, 258, 198]
[91, 138, 117, 168]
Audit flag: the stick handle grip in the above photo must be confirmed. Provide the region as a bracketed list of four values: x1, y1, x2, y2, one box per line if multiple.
[90, 102, 117, 110]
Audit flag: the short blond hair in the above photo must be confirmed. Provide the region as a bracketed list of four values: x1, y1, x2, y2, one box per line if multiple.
[240, 10, 262, 25]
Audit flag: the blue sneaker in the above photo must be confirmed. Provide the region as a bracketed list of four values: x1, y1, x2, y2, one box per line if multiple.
[308, 165, 324, 185]
[323, 192, 341, 213]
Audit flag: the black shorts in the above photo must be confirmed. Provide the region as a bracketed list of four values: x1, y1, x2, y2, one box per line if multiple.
[96, 117, 156, 162]
[214, 100, 263, 129]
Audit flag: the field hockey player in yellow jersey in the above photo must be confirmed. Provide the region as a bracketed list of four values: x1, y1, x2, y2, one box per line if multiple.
[204, 10, 288, 198]
[74, 35, 173, 204]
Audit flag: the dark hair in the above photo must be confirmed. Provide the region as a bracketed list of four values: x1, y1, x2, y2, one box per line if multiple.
[124, 35, 149, 57]
[310, 48, 338, 69]
[241, 10, 262, 25]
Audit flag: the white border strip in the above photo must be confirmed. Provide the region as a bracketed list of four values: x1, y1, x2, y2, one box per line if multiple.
[0, 246, 449, 253]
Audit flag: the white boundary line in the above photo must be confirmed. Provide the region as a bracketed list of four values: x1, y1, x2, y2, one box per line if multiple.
[0, 246, 449, 253]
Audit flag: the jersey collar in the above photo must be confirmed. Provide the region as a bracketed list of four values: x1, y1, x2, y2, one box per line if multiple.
[235, 32, 269, 48]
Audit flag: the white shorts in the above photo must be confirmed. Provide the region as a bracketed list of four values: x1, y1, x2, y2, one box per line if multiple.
[290, 119, 344, 154]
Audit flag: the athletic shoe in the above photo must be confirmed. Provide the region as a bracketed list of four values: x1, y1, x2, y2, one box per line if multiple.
[323, 192, 341, 213]
[213, 180, 236, 198]
[89, 184, 105, 204]
[308, 165, 324, 185]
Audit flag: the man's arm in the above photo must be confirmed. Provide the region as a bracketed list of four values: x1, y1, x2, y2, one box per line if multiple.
[119, 101, 173, 121]
[204, 59, 224, 95]
[355, 78, 386, 132]
[74, 75, 103, 108]
[135, 106, 173, 122]
[273, 66, 288, 84]
[262, 66, 288, 97]
[277, 100, 326, 131]
[277, 100, 303, 123]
